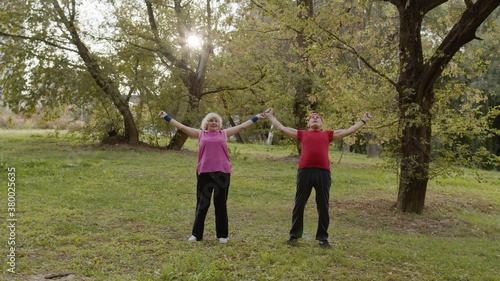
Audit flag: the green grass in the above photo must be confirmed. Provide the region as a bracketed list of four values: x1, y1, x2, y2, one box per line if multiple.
[0, 129, 499, 280]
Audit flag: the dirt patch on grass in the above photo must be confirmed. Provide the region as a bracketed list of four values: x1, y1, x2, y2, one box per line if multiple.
[0, 273, 96, 281]
[100, 140, 159, 151]
[332, 193, 498, 238]
[272, 155, 299, 164]
[97, 141, 198, 156]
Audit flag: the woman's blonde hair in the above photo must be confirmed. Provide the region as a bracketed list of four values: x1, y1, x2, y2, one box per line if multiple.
[201, 112, 223, 131]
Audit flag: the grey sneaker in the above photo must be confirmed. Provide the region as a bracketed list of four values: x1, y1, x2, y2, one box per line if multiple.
[188, 235, 197, 242]
[286, 238, 298, 246]
[318, 240, 332, 249]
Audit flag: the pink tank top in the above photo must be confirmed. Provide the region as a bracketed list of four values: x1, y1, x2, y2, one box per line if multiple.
[197, 130, 231, 175]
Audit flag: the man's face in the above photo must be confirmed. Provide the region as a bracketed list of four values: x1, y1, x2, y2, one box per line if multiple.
[307, 114, 323, 130]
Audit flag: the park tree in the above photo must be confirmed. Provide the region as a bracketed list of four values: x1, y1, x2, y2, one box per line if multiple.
[141, 0, 216, 149]
[384, 0, 499, 213]
[445, 11, 500, 170]
[0, 0, 141, 144]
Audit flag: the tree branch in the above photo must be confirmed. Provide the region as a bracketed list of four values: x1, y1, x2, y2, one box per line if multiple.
[420, 0, 448, 14]
[144, 0, 192, 72]
[196, 0, 214, 87]
[200, 69, 266, 97]
[311, 20, 400, 92]
[0, 31, 77, 53]
[422, 0, 500, 96]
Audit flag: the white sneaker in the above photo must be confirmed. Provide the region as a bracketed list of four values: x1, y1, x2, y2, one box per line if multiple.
[188, 235, 197, 242]
[218, 238, 228, 244]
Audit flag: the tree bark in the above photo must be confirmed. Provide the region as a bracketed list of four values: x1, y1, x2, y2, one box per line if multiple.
[365, 133, 381, 158]
[396, 109, 432, 213]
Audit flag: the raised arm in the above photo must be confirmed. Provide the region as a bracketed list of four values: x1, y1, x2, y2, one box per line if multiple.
[264, 108, 298, 140]
[332, 112, 372, 140]
[224, 113, 266, 138]
[158, 111, 201, 139]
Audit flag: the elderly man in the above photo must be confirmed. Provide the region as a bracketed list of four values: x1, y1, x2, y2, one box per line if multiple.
[265, 109, 372, 249]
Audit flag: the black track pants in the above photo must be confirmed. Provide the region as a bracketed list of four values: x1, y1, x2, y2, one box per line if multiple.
[192, 172, 230, 240]
[289, 168, 331, 241]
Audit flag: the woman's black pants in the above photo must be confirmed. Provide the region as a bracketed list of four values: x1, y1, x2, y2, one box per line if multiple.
[192, 172, 230, 240]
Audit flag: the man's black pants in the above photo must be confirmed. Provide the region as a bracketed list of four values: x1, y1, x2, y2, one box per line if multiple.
[289, 168, 331, 241]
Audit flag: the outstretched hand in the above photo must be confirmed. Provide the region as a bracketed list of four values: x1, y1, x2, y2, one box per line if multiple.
[158, 111, 167, 118]
[254, 108, 272, 119]
[363, 112, 372, 122]
[264, 108, 273, 117]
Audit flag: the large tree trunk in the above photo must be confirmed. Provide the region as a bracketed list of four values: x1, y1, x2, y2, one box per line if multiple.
[167, 129, 190, 150]
[394, 1, 432, 214]
[109, 91, 140, 145]
[222, 95, 244, 143]
[397, 103, 432, 213]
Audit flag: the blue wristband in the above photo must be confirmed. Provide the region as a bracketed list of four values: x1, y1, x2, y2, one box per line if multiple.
[250, 116, 259, 123]
[163, 115, 172, 122]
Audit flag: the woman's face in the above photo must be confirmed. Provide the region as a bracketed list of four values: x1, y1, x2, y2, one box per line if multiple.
[206, 117, 220, 132]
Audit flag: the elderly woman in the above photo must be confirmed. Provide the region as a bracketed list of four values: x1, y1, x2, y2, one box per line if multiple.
[158, 111, 265, 244]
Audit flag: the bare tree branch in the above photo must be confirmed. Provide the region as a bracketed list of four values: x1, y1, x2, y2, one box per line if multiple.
[144, 0, 191, 72]
[421, 0, 500, 97]
[0, 31, 77, 53]
[200, 69, 266, 97]
[311, 20, 400, 91]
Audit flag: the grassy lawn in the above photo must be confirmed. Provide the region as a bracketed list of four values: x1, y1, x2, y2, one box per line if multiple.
[0, 129, 499, 281]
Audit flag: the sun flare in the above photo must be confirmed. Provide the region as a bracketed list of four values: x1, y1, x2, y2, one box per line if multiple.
[187, 35, 202, 49]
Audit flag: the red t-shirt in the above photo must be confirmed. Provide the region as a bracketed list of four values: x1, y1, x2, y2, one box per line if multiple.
[297, 130, 334, 171]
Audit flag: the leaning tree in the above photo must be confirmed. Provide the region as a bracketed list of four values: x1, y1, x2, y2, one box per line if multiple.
[0, 0, 140, 144]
